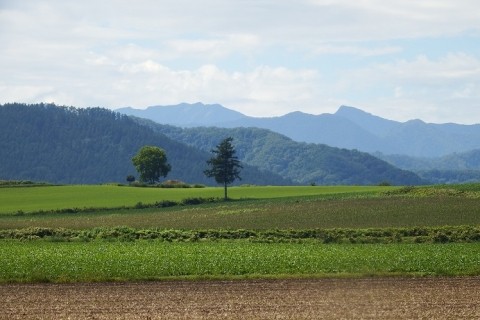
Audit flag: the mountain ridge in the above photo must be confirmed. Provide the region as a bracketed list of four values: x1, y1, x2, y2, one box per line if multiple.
[118, 103, 480, 158]
[117, 102, 247, 127]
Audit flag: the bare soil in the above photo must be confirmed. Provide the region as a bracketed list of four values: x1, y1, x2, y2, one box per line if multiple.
[1, 277, 479, 319]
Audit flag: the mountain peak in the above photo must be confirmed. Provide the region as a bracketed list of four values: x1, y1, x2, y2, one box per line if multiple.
[118, 102, 247, 127]
[333, 105, 399, 137]
[283, 111, 311, 118]
[335, 105, 373, 117]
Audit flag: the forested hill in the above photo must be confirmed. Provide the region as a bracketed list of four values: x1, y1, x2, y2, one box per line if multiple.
[374, 149, 480, 184]
[137, 119, 425, 186]
[119, 103, 480, 158]
[0, 103, 291, 185]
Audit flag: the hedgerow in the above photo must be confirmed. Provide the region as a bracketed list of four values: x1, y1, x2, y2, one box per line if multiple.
[12, 197, 222, 216]
[1, 226, 478, 244]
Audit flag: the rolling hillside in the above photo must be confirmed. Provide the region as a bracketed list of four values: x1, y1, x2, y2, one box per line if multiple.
[0, 103, 291, 185]
[138, 119, 424, 185]
[375, 150, 480, 184]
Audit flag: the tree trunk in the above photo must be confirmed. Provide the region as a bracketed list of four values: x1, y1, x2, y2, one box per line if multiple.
[224, 182, 228, 201]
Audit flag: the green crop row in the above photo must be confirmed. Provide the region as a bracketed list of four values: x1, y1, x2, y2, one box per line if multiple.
[1, 226, 479, 244]
[0, 241, 479, 283]
[2, 195, 479, 230]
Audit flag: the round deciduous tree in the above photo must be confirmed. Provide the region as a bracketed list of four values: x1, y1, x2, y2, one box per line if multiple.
[132, 146, 171, 184]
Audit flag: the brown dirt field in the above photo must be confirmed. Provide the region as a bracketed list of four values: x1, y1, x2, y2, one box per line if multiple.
[1, 277, 479, 319]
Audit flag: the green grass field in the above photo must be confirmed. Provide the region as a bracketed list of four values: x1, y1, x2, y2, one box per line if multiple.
[0, 185, 392, 214]
[1, 183, 479, 283]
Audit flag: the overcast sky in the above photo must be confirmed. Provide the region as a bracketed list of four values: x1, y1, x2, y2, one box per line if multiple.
[1, 0, 479, 123]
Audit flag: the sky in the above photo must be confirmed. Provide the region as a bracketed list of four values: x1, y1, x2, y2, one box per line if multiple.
[1, 0, 480, 124]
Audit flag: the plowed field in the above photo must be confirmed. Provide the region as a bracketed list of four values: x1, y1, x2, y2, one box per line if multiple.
[1, 277, 479, 319]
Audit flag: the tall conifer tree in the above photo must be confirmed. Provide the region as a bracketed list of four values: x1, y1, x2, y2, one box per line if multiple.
[204, 137, 242, 200]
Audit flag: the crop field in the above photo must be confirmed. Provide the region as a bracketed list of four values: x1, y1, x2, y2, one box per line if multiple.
[1, 195, 479, 230]
[1, 183, 480, 318]
[1, 241, 479, 283]
[0, 183, 479, 284]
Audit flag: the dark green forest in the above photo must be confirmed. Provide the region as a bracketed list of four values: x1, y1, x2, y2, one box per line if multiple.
[375, 150, 480, 184]
[0, 103, 291, 185]
[137, 119, 424, 185]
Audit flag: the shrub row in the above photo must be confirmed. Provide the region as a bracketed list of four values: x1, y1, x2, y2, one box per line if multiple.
[13, 197, 221, 216]
[1, 226, 479, 244]
[0, 180, 51, 187]
[129, 180, 206, 188]
[133, 197, 219, 209]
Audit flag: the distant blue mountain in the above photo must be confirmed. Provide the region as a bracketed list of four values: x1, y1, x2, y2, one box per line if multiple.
[117, 102, 247, 127]
[117, 103, 480, 158]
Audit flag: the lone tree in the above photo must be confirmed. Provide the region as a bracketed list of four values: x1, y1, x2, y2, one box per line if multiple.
[204, 137, 242, 200]
[132, 146, 171, 184]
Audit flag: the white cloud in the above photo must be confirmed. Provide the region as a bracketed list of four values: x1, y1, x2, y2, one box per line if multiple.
[337, 53, 480, 123]
[378, 53, 480, 81]
[167, 34, 261, 59]
[4, 0, 478, 50]
[1, 48, 323, 116]
[307, 0, 480, 40]
[107, 62, 321, 116]
[339, 53, 480, 87]
[453, 83, 477, 99]
[1, 0, 479, 123]
[314, 44, 402, 57]
[0, 85, 55, 103]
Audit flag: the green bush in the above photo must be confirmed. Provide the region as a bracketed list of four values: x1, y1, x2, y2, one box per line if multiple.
[181, 197, 218, 205]
[1, 226, 479, 244]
